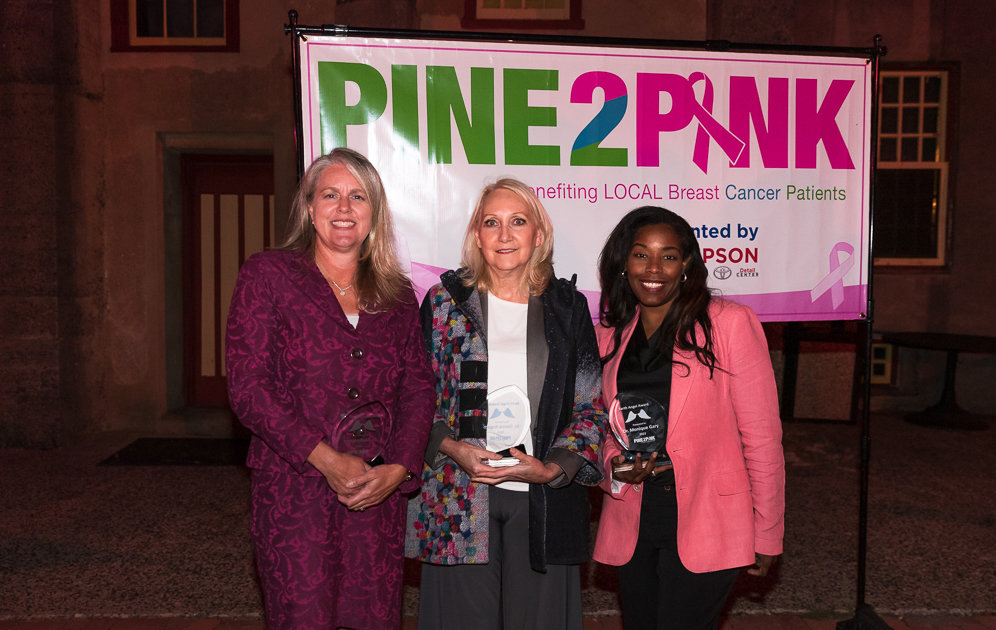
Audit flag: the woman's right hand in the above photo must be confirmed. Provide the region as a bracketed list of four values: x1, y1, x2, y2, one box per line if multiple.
[307, 441, 371, 499]
[611, 452, 664, 485]
[438, 437, 503, 477]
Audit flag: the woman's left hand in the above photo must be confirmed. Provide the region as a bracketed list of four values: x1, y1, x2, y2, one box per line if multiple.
[469, 447, 563, 485]
[747, 553, 778, 577]
[341, 464, 410, 512]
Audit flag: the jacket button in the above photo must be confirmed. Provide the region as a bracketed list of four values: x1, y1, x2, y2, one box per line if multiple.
[350, 348, 364, 359]
[634, 484, 642, 492]
[347, 388, 360, 399]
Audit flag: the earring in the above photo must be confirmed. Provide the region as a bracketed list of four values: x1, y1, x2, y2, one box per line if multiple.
[621, 271, 626, 277]
[681, 272, 688, 283]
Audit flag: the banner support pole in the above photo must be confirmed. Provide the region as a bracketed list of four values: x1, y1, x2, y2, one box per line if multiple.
[836, 33, 890, 630]
[285, 10, 306, 180]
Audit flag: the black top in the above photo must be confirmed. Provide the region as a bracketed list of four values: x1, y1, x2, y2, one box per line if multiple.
[616, 322, 675, 486]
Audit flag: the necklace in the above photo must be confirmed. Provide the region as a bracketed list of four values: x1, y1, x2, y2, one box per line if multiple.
[315, 259, 355, 297]
[329, 278, 353, 296]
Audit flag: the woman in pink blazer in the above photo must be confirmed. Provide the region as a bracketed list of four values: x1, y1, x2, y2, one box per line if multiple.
[592, 206, 784, 630]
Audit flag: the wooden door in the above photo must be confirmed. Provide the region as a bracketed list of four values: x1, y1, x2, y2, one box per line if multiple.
[181, 154, 275, 406]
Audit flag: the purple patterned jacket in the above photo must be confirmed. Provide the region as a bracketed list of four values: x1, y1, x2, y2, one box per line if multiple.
[225, 250, 435, 489]
[405, 269, 607, 570]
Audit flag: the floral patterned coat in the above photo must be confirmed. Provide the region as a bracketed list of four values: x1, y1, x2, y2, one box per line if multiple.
[405, 269, 607, 571]
[226, 249, 435, 485]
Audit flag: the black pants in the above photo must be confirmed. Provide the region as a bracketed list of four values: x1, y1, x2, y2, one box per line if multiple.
[418, 487, 582, 630]
[616, 481, 739, 630]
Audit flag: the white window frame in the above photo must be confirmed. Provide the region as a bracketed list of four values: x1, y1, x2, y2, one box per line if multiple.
[875, 69, 951, 267]
[463, 0, 583, 29]
[475, 0, 571, 21]
[111, 0, 238, 52]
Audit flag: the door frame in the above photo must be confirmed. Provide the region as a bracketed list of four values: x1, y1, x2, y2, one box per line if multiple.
[161, 133, 275, 413]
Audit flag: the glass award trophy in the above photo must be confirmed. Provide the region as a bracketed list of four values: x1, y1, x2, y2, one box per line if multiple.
[608, 392, 671, 473]
[331, 400, 391, 466]
[484, 385, 530, 467]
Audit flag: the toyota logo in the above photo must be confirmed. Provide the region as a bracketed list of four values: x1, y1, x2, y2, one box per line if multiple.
[713, 266, 732, 280]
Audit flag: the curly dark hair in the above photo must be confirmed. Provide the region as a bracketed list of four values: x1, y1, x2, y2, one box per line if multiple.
[597, 206, 718, 376]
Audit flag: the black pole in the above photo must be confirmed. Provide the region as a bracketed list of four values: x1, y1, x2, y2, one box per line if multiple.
[836, 34, 891, 630]
[289, 22, 877, 58]
[285, 10, 305, 180]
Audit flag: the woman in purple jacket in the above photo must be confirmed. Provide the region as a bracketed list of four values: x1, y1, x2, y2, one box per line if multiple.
[226, 148, 435, 629]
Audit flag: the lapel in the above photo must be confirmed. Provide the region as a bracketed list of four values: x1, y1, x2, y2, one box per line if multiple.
[296, 257, 356, 332]
[442, 271, 485, 344]
[608, 316, 638, 401]
[471, 288, 488, 346]
[668, 345, 698, 438]
[526, 294, 548, 432]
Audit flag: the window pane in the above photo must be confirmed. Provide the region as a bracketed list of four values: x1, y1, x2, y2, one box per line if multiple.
[924, 76, 941, 103]
[902, 76, 920, 103]
[117, 0, 235, 49]
[167, 0, 195, 37]
[881, 106, 898, 133]
[135, 0, 164, 37]
[901, 138, 919, 161]
[923, 107, 938, 134]
[875, 69, 949, 266]
[881, 76, 899, 103]
[197, 0, 225, 37]
[902, 107, 920, 133]
[482, 0, 501, 7]
[874, 169, 940, 259]
[879, 138, 897, 162]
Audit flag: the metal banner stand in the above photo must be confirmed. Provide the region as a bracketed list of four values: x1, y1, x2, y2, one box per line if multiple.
[282, 13, 890, 625]
[836, 34, 892, 630]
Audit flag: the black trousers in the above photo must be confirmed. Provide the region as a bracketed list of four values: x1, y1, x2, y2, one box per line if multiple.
[418, 487, 582, 630]
[616, 481, 739, 630]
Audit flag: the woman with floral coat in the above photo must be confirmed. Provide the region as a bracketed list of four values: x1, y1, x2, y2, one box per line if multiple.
[406, 179, 606, 630]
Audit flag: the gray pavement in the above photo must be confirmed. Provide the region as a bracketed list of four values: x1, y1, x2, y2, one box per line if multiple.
[0, 412, 993, 621]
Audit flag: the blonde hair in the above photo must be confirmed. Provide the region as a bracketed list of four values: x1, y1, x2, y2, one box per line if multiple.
[281, 148, 410, 311]
[459, 178, 554, 295]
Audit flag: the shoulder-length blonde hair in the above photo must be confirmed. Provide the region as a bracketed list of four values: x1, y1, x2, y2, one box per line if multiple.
[459, 178, 555, 295]
[280, 147, 410, 312]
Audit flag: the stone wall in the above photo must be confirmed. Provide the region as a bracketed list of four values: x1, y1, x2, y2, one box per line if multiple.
[1, 1, 66, 447]
[1, 0, 992, 447]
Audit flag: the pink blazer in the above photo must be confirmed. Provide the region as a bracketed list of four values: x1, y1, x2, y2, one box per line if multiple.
[592, 299, 784, 573]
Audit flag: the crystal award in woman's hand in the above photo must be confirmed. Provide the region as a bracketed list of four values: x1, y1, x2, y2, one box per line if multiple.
[331, 400, 392, 466]
[484, 385, 530, 466]
[609, 392, 671, 472]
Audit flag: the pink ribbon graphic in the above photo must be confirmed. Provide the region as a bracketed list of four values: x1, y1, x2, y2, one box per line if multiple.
[688, 72, 746, 173]
[809, 242, 855, 309]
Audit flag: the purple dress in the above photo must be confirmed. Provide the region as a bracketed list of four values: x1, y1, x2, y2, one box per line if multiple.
[226, 250, 435, 630]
